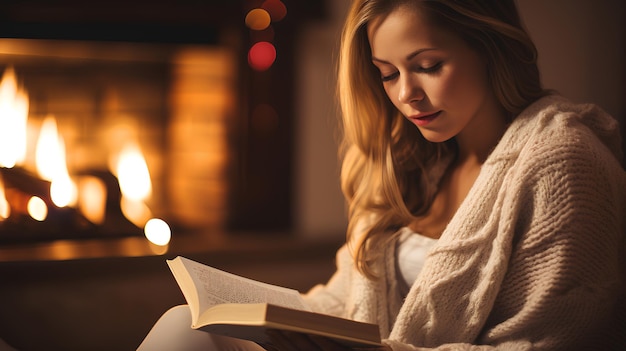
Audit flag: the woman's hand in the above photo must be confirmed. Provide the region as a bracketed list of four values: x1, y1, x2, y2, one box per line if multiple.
[261, 330, 392, 351]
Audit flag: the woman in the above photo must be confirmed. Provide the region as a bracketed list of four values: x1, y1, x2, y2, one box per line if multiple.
[138, 0, 625, 350]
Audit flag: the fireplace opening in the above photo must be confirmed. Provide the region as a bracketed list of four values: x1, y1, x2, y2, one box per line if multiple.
[0, 39, 236, 245]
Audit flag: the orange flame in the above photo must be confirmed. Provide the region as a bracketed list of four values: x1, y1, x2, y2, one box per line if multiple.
[0, 176, 10, 220]
[35, 116, 77, 207]
[0, 66, 29, 168]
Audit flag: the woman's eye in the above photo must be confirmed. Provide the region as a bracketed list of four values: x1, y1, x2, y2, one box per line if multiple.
[379, 62, 442, 82]
[418, 62, 442, 73]
[381, 71, 399, 82]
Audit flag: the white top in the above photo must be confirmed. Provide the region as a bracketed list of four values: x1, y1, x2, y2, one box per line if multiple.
[395, 227, 438, 296]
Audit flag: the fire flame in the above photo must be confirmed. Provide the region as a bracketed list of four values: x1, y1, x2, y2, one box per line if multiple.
[35, 116, 77, 207]
[116, 143, 152, 202]
[115, 142, 171, 246]
[0, 66, 29, 168]
[0, 66, 171, 248]
[0, 176, 10, 220]
[115, 142, 152, 227]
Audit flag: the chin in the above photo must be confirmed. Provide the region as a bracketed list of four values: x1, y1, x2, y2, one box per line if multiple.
[418, 130, 454, 143]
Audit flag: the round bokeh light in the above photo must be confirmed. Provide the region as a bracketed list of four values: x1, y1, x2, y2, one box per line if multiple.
[245, 8, 271, 30]
[262, 0, 287, 22]
[248, 41, 276, 71]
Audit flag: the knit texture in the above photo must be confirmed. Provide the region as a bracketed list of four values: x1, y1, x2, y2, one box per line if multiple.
[304, 95, 626, 350]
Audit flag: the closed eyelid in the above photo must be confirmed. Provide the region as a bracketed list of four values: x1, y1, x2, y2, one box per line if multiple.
[377, 61, 442, 81]
[381, 71, 399, 82]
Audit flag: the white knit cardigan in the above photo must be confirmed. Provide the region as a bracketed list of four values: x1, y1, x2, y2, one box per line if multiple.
[304, 96, 626, 350]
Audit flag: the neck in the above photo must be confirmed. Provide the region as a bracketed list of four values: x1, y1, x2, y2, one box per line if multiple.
[455, 105, 508, 166]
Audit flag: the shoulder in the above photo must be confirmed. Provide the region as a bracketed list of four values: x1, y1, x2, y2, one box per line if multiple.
[497, 95, 623, 171]
[489, 95, 625, 212]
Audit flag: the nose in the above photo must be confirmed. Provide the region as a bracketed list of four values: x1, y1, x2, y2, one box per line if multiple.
[398, 73, 424, 104]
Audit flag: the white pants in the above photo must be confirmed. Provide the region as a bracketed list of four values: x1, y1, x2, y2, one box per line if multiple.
[137, 305, 265, 351]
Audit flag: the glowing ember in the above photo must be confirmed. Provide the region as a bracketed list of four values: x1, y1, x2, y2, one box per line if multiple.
[27, 196, 47, 221]
[77, 176, 107, 225]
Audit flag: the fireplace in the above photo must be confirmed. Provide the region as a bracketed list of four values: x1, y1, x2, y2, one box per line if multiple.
[0, 0, 327, 253]
[0, 39, 235, 245]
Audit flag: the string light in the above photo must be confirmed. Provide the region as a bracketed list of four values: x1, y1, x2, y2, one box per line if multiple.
[262, 0, 287, 22]
[245, 8, 272, 31]
[248, 41, 276, 72]
[245, 0, 286, 71]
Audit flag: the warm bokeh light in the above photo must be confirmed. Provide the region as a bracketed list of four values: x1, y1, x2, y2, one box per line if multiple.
[144, 218, 171, 246]
[36, 117, 65, 179]
[245, 8, 271, 30]
[35, 116, 77, 207]
[27, 196, 47, 221]
[77, 176, 107, 225]
[262, 0, 287, 22]
[0, 66, 29, 168]
[50, 175, 77, 208]
[115, 143, 154, 227]
[0, 176, 10, 220]
[120, 197, 152, 228]
[248, 41, 276, 71]
[116, 143, 152, 202]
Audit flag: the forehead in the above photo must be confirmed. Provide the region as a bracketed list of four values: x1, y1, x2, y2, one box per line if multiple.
[367, 6, 455, 58]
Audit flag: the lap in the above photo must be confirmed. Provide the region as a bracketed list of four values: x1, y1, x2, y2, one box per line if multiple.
[137, 305, 265, 351]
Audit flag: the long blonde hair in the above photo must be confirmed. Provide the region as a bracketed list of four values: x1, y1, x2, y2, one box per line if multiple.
[338, 0, 547, 278]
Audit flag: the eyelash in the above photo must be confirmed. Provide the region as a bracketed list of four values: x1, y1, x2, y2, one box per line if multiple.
[381, 62, 443, 82]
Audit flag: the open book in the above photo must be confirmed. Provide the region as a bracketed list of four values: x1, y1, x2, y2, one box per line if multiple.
[167, 256, 382, 348]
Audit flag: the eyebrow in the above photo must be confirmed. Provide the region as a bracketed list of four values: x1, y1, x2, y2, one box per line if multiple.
[371, 48, 438, 64]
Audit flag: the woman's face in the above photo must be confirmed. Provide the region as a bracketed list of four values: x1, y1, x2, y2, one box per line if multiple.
[367, 6, 503, 144]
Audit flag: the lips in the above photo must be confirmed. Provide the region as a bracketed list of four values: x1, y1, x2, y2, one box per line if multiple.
[408, 111, 441, 126]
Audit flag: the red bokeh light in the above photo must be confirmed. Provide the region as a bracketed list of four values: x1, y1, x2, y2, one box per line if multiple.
[248, 41, 276, 71]
[262, 0, 287, 22]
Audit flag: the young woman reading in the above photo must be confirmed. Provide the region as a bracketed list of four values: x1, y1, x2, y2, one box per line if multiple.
[138, 1, 625, 350]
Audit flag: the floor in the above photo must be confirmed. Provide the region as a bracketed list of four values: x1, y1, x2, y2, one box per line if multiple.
[0, 234, 341, 351]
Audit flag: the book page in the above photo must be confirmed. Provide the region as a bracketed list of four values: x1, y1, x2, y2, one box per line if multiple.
[178, 257, 311, 315]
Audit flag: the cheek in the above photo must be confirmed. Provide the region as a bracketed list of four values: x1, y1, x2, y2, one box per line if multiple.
[383, 86, 402, 110]
[435, 69, 483, 108]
